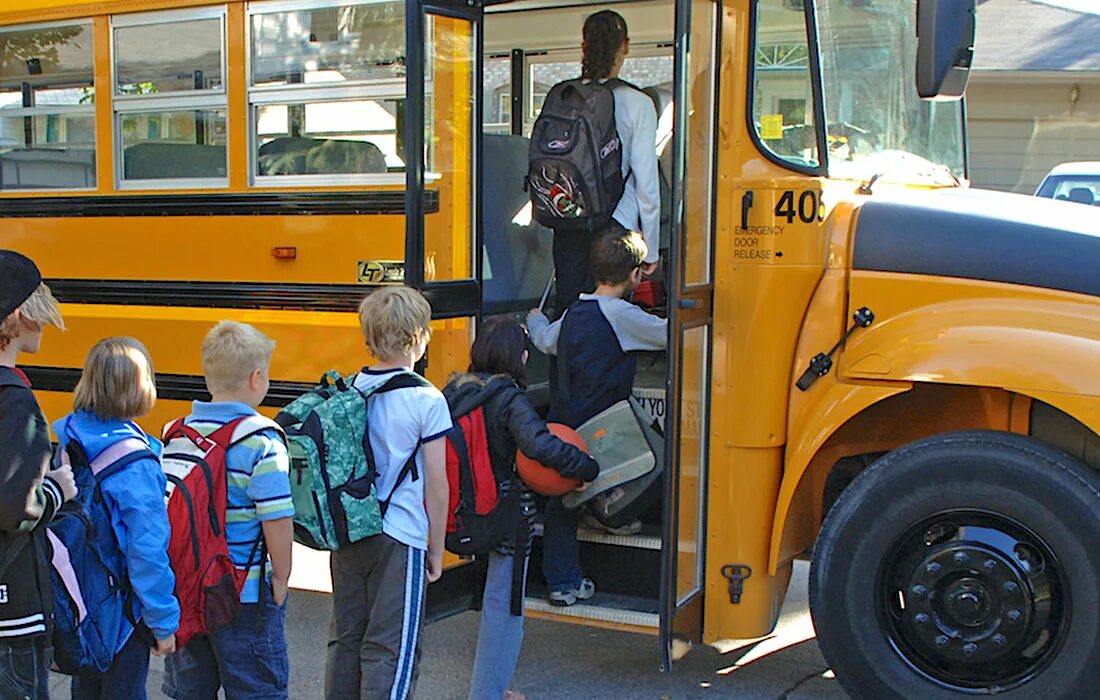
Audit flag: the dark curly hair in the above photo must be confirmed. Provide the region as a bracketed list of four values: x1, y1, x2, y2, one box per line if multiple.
[581, 10, 628, 80]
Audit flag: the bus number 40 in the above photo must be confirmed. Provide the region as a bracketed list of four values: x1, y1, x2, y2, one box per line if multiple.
[775, 190, 825, 224]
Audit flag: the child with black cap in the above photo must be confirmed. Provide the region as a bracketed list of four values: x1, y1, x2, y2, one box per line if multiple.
[0, 250, 77, 698]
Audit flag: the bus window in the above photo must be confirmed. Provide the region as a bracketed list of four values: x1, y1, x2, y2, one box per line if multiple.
[248, 0, 407, 185]
[0, 21, 95, 191]
[750, 0, 820, 170]
[113, 8, 228, 187]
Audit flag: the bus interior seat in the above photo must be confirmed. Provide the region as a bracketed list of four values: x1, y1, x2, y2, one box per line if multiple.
[0, 148, 95, 189]
[256, 137, 387, 175]
[304, 139, 387, 174]
[481, 132, 553, 312]
[1067, 187, 1095, 205]
[123, 142, 227, 180]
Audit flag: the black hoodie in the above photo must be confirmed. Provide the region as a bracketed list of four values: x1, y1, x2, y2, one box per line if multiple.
[0, 366, 62, 638]
[443, 372, 599, 487]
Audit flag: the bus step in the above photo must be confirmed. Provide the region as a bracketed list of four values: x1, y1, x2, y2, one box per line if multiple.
[533, 522, 662, 551]
[576, 527, 661, 550]
[524, 592, 659, 634]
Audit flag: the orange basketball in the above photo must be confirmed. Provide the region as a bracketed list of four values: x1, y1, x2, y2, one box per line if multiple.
[516, 423, 587, 496]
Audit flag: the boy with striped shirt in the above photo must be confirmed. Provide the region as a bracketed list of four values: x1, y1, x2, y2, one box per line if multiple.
[163, 320, 294, 700]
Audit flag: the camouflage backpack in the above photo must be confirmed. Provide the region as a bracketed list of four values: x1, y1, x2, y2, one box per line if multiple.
[276, 370, 432, 550]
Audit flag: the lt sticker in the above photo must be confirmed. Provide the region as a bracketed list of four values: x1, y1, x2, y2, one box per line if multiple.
[356, 261, 405, 285]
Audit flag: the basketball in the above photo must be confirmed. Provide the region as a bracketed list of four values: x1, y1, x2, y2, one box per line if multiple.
[516, 423, 587, 496]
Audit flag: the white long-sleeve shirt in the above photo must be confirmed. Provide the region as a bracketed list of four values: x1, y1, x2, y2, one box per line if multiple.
[611, 84, 661, 263]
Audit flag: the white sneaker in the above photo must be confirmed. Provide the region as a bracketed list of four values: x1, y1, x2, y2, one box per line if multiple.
[580, 512, 643, 536]
[548, 578, 596, 606]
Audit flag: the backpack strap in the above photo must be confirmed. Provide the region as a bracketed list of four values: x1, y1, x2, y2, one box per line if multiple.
[228, 415, 285, 448]
[363, 371, 435, 517]
[63, 437, 156, 482]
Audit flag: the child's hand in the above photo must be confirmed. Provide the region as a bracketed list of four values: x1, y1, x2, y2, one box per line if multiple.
[272, 576, 289, 606]
[426, 550, 444, 583]
[152, 634, 177, 657]
[47, 463, 77, 502]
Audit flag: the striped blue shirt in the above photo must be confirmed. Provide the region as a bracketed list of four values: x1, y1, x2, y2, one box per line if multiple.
[183, 401, 293, 604]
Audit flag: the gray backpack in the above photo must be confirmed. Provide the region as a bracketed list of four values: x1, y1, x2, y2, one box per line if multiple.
[528, 78, 628, 233]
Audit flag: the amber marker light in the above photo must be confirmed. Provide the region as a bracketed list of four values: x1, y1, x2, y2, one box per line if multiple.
[272, 247, 297, 260]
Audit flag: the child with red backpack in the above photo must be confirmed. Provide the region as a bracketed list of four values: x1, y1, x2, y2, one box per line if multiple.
[51, 337, 179, 699]
[443, 317, 598, 700]
[161, 320, 294, 700]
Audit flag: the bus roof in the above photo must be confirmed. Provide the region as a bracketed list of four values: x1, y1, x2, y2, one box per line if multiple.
[0, 0, 211, 23]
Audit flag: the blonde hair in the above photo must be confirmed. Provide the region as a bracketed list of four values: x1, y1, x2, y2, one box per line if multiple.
[0, 283, 64, 351]
[73, 337, 157, 421]
[201, 320, 275, 394]
[358, 287, 432, 362]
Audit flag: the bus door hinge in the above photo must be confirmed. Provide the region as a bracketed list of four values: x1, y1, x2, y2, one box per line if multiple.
[721, 564, 752, 604]
[795, 307, 875, 392]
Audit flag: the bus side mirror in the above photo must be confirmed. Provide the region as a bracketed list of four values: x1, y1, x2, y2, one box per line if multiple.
[916, 0, 975, 100]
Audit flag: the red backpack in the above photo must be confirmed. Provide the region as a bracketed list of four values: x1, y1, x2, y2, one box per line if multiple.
[445, 405, 513, 555]
[161, 415, 282, 647]
[444, 379, 530, 616]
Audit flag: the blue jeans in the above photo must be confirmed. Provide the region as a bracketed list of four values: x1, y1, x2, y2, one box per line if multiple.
[162, 592, 288, 700]
[541, 497, 582, 594]
[468, 552, 528, 700]
[0, 638, 51, 700]
[71, 630, 150, 700]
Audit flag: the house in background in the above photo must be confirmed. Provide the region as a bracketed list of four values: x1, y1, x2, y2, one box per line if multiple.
[969, 0, 1100, 193]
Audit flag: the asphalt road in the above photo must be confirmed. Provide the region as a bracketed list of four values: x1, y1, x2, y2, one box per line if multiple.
[49, 558, 847, 699]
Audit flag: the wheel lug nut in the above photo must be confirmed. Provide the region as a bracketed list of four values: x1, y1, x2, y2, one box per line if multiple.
[935, 635, 950, 648]
[963, 642, 979, 656]
[1003, 581, 1018, 594]
[992, 634, 1007, 646]
[911, 585, 928, 599]
[984, 559, 997, 572]
[954, 552, 969, 566]
[1006, 609, 1022, 622]
[927, 562, 942, 575]
[914, 613, 930, 625]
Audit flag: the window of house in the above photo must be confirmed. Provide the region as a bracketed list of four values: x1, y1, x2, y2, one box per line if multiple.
[0, 21, 96, 191]
[112, 7, 228, 187]
[247, 0, 409, 185]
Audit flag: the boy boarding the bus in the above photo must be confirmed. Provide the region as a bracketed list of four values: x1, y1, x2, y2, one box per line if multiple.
[0, 251, 76, 700]
[527, 229, 667, 605]
[325, 287, 451, 700]
[162, 320, 294, 700]
[52, 337, 179, 699]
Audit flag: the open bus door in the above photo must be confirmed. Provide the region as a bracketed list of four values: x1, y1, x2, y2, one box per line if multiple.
[408, 0, 487, 621]
[660, 0, 719, 671]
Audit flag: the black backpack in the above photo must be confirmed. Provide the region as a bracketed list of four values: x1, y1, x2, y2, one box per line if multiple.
[528, 78, 629, 232]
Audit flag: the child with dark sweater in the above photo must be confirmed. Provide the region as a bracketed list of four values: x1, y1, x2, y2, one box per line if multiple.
[527, 229, 667, 605]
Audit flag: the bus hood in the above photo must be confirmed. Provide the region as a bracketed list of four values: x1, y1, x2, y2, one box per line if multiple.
[852, 188, 1100, 298]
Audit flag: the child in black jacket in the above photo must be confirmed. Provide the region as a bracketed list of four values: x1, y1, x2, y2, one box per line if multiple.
[444, 317, 598, 700]
[0, 250, 76, 699]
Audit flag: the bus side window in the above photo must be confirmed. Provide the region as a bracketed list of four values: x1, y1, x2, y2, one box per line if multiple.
[0, 21, 96, 192]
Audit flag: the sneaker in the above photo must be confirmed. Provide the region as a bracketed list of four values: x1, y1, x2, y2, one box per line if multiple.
[548, 578, 596, 607]
[579, 512, 642, 536]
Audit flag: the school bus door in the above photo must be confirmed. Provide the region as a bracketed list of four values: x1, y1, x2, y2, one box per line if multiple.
[660, 0, 719, 670]
[408, 0, 486, 618]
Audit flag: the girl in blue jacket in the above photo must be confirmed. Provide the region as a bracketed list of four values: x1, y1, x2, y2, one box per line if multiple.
[54, 336, 179, 700]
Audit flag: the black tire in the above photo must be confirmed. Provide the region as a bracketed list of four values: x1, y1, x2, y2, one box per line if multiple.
[810, 430, 1100, 699]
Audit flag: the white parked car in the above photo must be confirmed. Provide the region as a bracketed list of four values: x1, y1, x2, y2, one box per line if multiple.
[1034, 162, 1100, 206]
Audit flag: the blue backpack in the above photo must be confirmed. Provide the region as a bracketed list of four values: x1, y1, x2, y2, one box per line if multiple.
[46, 437, 155, 675]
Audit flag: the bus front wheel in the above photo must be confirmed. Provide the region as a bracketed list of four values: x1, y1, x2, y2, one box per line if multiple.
[809, 430, 1100, 699]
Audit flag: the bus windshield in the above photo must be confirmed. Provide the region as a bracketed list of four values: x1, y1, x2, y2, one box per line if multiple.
[816, 0, 966, 184]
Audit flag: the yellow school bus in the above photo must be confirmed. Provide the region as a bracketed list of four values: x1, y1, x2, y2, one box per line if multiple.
[5, 0, 1100, 696]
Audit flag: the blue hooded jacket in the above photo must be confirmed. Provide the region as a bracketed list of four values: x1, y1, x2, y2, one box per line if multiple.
[53, 412, 180, 645]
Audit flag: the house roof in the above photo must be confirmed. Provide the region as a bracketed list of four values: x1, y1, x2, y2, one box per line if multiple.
[975, 0, 1100, 72]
